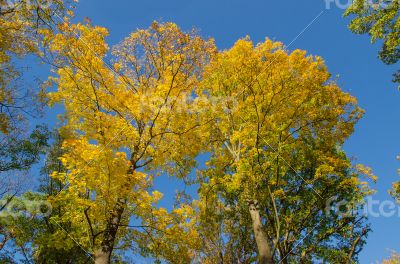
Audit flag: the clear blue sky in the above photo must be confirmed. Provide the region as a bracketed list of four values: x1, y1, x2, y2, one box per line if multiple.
[40, 0, 400, 262]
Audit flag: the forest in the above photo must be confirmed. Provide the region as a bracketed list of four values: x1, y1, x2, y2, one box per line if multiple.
[0, 0, 399, 263]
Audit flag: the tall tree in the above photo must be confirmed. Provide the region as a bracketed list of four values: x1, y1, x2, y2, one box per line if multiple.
[0, 0, 73, 254]
[45, 21, 216, 263]
[12, 131, 93, 263]
[345, 0, 400, 84]
[196, 38, 374, 263]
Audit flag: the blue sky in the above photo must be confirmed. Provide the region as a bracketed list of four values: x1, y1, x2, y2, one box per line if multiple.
[35, 0, 400, 262]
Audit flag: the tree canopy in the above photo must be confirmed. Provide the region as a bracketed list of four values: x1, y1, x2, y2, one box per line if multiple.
[0, 1, 393, 262]
[195, 38, 374, 263]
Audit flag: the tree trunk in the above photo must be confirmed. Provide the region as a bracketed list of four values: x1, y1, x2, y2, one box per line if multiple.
[248, 200, 274, 264]
[94, 249, 111, 264]
[94, 199, 125, 264]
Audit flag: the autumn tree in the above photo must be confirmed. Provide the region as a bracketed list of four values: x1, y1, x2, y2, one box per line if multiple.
[195, 38, 374, 263]
[345, 0, 400, 84]
[45, 21, 216, 263]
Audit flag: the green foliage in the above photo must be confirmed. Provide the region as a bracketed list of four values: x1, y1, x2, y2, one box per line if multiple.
[0, 125, 49, 172]
[0, 131, 92, 263]
[345, 0, 400, 84]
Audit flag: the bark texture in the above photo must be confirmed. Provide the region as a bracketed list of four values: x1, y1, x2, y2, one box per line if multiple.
[248, 200, 274, 264]
[94, 199, 125, 264]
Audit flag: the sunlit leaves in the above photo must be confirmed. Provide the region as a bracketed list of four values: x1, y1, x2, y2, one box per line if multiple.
[196, 37, 373, 263]
[46, 21, 216, 261]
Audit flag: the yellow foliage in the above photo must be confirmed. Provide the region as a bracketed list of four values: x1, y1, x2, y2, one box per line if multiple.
[46, 21, 215, 261]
